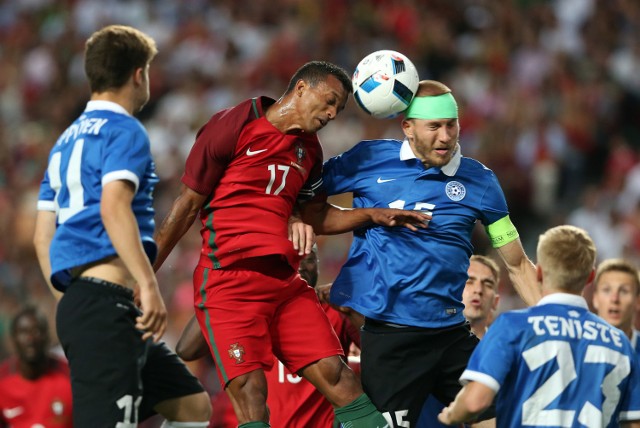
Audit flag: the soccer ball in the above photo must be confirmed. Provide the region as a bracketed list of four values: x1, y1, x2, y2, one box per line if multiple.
[352, 50, 419, 119]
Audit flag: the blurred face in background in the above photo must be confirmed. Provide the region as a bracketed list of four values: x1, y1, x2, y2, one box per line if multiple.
[12, 313, 49, 365]
[463, 260, 500, 324]
[299, 250, 319, 288]
[593, 270, 640, 334]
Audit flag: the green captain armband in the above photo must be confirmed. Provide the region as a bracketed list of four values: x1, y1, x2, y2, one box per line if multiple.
[485, 215, 519, 248]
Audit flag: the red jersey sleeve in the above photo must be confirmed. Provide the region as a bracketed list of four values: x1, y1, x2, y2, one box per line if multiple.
[182, 97, 275, 196]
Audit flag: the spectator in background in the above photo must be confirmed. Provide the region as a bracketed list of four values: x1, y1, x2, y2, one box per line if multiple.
[0, 305, 72, 428]
[592, 258, 640, 354]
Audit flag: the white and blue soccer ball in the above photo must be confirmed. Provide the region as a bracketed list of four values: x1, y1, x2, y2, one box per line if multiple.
[352, 50, 419, 119]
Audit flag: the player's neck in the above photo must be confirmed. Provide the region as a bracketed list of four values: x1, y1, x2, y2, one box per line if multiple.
[91, 90, 136, 115]
[470, 320, 488, 339]
[265, 96, 305, 134]
[18, 357, 49, 380]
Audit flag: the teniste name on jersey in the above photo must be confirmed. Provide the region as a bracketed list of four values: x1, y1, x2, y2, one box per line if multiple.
[528, 315, 624, 348]
[57, 117, 108, 145]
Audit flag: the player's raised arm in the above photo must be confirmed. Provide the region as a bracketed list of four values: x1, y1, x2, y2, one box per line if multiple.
[153, 184, 208, 272]
[495, 238, 541, 306]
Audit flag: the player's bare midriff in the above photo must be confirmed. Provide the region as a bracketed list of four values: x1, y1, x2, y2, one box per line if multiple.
[73, 256, 136, 289]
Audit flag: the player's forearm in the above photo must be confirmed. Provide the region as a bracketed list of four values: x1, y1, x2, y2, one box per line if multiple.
[440, 384, 493, 425]
[153, 185, 206, 271]
[101, 184, 157, 290]
[302, 203, 373, 235]
[496, 240, 541, 306]
[33, 210, 63, 301]
[506, 258, 541, 307]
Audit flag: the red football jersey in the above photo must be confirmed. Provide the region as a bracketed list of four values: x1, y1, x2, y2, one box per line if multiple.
[182, 97, 325, 270]
[0, 357, 73, 428]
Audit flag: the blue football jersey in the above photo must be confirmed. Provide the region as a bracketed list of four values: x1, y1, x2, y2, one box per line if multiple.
[461, 294, 640, 427]
[632, 330, 640, 355]
[37, 101, 158, 291]
[322, 139, 511, 327]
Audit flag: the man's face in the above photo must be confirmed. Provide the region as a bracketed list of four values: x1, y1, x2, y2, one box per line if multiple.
[299, 251, 318, 288]
[463, 260, 499, 323]
[402, 118, 459, 167]
[593, 270, 640, 331]
[296, 75, 348, 133]
[12, 314, 48, 365]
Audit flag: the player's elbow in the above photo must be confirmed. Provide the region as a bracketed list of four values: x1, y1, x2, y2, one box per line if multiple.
[461, 382, 495, 415]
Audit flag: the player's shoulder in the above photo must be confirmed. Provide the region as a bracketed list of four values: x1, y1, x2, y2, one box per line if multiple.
[348, 138, 402, 155]
[459, 156, 496, 176]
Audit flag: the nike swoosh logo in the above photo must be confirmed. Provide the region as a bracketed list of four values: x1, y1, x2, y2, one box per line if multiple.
[246, 148, 268, 156]
[3, 407, 24, 419]
[377, 177, 396, 183]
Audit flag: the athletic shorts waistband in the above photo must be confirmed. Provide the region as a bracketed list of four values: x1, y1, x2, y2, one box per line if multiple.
[364, 317, 469, 334]
[73, 276, 134, 299]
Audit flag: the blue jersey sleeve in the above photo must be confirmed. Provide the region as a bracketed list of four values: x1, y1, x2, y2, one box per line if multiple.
[460, 314, 517, 392]
[479, 170, 511, 227]
[322, 142, 367, 195]
[101, 121, 151, 193]
[37, 169, 56, 211]
[619, 352, 640, 422]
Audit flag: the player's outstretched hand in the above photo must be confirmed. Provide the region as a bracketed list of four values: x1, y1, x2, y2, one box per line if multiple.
[136, 284, 167, 342]
[370, 208, 431, 231]
[288, 215, 316, 256]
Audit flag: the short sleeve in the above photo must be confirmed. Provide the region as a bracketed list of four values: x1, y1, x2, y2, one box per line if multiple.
[460, 314, 516, 393]
[37, 169, 56, 211]
[479, 171, 511, 226]
[102, 122, 150, 193]
[321, 143, 365, 196]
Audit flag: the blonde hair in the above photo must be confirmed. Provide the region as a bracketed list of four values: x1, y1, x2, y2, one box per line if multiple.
[414, 80, 451, 97]
[537, 225, 596, 293]
[594, 258, 640, 295]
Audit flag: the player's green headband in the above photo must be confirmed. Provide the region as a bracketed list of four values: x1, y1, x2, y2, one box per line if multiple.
[404, 92, 458, 119]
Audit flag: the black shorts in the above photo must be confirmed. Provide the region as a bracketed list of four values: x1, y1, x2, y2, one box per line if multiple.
[360, 318, 480, 427]
[56, 277, 204, 427]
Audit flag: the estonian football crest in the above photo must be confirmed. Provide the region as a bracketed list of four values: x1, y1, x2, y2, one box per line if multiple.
[445, 181, 466, 201]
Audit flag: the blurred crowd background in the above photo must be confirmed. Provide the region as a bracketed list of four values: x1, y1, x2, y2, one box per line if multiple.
[1, 0, 640, 361]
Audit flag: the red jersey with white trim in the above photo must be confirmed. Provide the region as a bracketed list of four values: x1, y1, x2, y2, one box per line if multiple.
[0, 356, 73, 428]
[183, 97, 325, 270]
[265, 303, 360, 428]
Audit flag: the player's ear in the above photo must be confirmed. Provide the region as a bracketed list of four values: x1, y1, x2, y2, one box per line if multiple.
[536, 265, 543, 284]
[132, 67, 144, 86]
[401, 119, 413, 139]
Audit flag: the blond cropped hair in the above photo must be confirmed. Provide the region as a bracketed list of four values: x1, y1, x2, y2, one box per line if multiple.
[537, 225, 596, 293]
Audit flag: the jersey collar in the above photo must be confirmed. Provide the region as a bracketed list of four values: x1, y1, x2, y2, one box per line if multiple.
[399, 139, 462, 176]
[632, 329, 639, 349]
[85, 100, 131, 116]
[536, 293, 589, 309]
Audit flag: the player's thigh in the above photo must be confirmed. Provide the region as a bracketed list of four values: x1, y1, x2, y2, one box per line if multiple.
[360, 320, 442, 427]
[270, 280, 344, 374]
[432, 325, 480, 405]
[194, 266, 281, 387]
[57, 282, 147, 427]
[139, 341, 208, 421]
